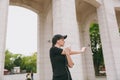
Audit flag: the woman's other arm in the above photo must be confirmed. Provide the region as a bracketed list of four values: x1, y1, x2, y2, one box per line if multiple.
[64, 48, 74, 68]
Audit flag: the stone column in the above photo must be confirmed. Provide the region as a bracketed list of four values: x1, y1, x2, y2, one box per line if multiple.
[37, 5, 53, 80]
[82, 21, 96, 80]
[97, 0, 120, 80]
[52, 0, 85, 80]
[0, 0, 9, 80]
[37, 14, 44, 80]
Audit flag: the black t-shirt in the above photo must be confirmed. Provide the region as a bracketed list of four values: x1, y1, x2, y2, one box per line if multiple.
[50, 46, 68, 76]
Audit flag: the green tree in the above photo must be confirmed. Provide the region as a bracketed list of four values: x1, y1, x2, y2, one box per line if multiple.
[5, 50, 37, 73]
[21, 52, 37, 72]
[4, 50, 14, 71]
[89, 23, 104, 76]
[14, 56, 22, 66]
[29, 52, 37, 72]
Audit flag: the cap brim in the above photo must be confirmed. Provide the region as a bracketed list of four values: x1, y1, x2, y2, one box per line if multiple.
[63, 35, 67, 39]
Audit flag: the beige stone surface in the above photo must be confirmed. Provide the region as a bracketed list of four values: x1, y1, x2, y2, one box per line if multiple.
[0, 0, 9, 80]
[0, 0, 120, 80]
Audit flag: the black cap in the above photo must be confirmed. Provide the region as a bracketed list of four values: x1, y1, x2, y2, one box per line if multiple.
[52, 34, 67, 46]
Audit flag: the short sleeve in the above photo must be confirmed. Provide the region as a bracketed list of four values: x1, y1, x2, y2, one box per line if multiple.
[54, 47, 63, 55]
[50, 47, 63, 56]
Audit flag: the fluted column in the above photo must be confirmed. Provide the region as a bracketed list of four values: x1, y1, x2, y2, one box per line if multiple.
[97, 0, 120, 80]
[52, 0, 85, 79]
[0, 0, 9, 80]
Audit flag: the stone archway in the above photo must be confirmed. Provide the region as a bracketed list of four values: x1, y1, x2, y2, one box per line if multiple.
[75, 1, 97, 80]
[75, 0, 120, 80]
[0, 0, 53, 80]
[9, 1, 41, 80]
[1, 0, 120, 80]
[9, 0, 53, 80]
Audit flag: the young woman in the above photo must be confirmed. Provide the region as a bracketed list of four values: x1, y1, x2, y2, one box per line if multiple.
[49, 34, 86, 80]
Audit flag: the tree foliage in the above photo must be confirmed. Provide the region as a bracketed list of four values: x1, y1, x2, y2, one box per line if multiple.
[5, 50, 14, 71]
[89, 23, 104, 76]
[4, 50, 37, 73]
[21, 52, 37, 72]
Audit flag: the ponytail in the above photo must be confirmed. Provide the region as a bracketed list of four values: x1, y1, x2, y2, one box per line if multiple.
[52, 43, 55, 47]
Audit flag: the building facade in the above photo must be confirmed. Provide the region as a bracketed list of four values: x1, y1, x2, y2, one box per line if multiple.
[0, 0, 120, 80]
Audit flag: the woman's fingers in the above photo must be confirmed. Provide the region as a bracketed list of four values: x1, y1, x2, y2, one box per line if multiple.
[81, 47, 87, 52]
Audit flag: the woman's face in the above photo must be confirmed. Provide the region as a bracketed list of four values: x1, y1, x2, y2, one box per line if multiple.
[57, 38, 65, 47]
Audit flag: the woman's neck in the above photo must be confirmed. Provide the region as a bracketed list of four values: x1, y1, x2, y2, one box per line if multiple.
[54, 44, 61, 48]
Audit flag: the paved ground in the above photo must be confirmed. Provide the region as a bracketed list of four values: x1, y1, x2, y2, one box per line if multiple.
[4, 73, 106, 80]
[4, 74, 29, 80]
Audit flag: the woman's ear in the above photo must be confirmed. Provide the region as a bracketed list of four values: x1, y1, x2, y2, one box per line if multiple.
[57, 40, 60, 43]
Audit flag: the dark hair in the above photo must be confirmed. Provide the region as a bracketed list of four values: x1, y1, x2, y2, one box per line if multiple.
[52, 34, 67, 47]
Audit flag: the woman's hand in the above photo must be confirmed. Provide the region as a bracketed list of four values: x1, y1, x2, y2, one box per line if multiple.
[63, 47, 87, 55]
[81, 47, 87, 53]
[64, 47, 71, 55]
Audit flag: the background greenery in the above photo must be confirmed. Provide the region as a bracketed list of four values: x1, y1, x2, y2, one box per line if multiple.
[4, 50, 37, 73]
[89, 23, 104, 76]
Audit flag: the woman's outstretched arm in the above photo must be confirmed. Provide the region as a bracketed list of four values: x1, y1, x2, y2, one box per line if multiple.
[70, 47, 86, 55]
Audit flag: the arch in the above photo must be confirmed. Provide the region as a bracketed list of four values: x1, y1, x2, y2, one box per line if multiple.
[6, 5, 38, 71]
[83, 0, 101, 8]
[4, 0, 53, 80]
[76, 0, 97, 25]
[10, 0, 40, 14]
[10, 2, 39, 14]
[75, 0, 107, 78]
[79, 11, 106, 77]
[83, 12, 98, 31]
[75, 1, 98, 79]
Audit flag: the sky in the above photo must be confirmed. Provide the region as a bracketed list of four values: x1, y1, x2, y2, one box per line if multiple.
[6, 6, 37, 56]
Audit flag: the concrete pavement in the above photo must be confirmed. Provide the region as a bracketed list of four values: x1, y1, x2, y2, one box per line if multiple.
[4, 73, 106, 80]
